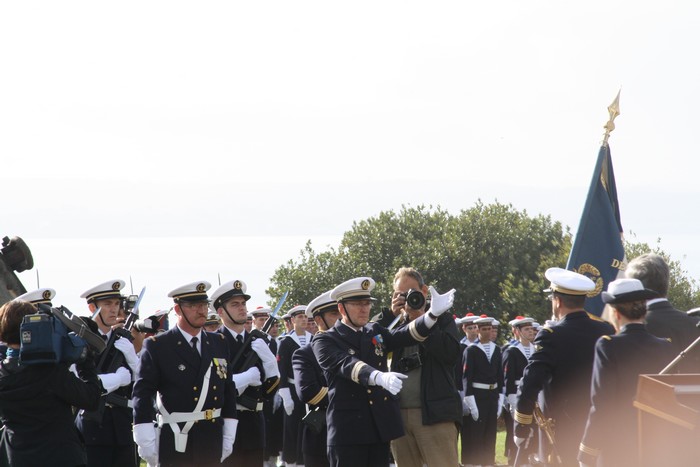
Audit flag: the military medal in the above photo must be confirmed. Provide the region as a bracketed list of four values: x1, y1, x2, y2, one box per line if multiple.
[213, 358, 227, 379]
[372, 334, 384, 357]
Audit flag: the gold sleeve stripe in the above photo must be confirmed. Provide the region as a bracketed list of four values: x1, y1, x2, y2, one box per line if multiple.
[266, 377, 280, 394]
[351, 362, 367, 383]
[409, 321, 427, 342]
[514, 410, 533, 424]
[308, 387, 328, 405]
[579, 443, 600, 456]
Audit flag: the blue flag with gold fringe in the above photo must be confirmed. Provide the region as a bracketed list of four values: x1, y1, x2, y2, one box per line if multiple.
[566, 144, 625, 316]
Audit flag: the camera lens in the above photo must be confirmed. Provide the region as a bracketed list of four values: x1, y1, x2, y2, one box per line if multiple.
[405, 289, 425, 310]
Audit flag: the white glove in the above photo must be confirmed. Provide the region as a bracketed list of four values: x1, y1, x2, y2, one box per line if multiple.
[464, 395, 479, 421]
[220, 418, 238, 462]
[98, 366, 131, 394]
[273, 392, 282, 412]
[279, 387, 295, 415]
[425, 286, 456, 328]
[231, 367, 262, 395]
[251, 338, 280, 379]
[497, 393, 505, 418]
[114, 337, 140, 377]
[133, 423, 158, 467]
[514, 434, 527, 447]
[371, 371, 408, 395]
[459, 390, 469, 415]
[507, 394, 518, 414]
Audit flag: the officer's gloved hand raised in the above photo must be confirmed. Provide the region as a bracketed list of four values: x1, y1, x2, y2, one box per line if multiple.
[251, 338, 279, 379]
[425, 286, 456, 328]
[231, 367, 262, 395]
[464, 395, 479, 421]
[133, 423, 159, 467]
[278, 387, 295, 415]
[514, 422, 532, 447]
[114, 337, 140, 377]
[220, 418, 238, 462]
[371, 371, 408, 395]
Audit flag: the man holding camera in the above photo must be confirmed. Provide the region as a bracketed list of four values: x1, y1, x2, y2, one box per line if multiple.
[312, 275, 456, 467]
[388, 268, 462, 467]
[76, 279, 140, 467]
[0, 299, 103, 466]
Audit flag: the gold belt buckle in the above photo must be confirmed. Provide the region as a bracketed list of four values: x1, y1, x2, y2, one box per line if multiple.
[204, 409, 214, 421]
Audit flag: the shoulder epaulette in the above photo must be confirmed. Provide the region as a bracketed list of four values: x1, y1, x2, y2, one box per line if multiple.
[666, 337, 672, 342]
[148, 335, 157, 342]
[586, 312, 607, 322]
[601, 335, 612, 341]
[542, 326, 554, 333]
[219, 333, 225, 340]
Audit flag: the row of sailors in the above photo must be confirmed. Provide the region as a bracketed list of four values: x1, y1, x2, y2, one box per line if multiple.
[6, 265, 677, 467]
[3, 273, 459, 467]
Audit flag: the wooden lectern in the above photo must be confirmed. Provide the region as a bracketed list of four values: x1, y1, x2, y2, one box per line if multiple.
[634, 374, 700, 466]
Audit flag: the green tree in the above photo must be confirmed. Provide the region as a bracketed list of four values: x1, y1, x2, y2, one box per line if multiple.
[267, 202, 570, 326]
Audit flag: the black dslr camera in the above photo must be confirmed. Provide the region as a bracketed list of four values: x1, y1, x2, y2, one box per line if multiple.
[394, 351, 423, 373]
[19, 304, 106, 365]
[400, 289, 426, 310]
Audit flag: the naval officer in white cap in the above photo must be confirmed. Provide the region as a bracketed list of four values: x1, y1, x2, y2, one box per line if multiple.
[14, 287, 56, 308]
[132, 281, 238, 467]
[513, 268, 614, 466]
[312, 276, 455, 467]
[76, 279, 138, 467]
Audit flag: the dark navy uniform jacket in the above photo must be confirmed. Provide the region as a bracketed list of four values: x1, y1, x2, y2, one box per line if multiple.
[218, 327, 279, 454]
[578, 323, 674, 467]
[76, 335, 133, 447]
[515, 311, 615, 465]
[293, 338, 329, 466]
[132, 326, 237, 466]
[312, 316, 432, 446]
[0, 357, 101, 467]
[463, 343, 503, 397]
[503, 342, 532, 397]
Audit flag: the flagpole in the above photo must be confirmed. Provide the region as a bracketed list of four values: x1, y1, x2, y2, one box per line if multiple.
[602, 90, 621, 147]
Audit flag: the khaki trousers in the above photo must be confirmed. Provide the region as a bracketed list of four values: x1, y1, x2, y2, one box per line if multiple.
[390, 408, 459, 467]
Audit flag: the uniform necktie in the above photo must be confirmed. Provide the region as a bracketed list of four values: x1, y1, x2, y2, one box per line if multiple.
[191, 336, 199, 355]
[236, 334, 243, 344]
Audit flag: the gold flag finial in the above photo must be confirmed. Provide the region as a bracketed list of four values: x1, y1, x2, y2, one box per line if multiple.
[602, 89, 621, 146]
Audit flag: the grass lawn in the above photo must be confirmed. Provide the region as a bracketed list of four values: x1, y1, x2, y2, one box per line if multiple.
[459, 427, 509, 466]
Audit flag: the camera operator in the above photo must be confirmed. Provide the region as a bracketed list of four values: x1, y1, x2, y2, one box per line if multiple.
[388, 267, 462, 467]
[0, 300, 102, 466]
[75, 280, 139, 467]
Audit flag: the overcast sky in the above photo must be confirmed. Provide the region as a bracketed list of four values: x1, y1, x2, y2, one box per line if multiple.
[2, 1, 698, 316]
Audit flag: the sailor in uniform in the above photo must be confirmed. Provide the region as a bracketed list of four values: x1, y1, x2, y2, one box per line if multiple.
[514, 268, 615, 466]
[277, 304, 313, 467]
[462, 315, 504, 467]
[210, 280, 280, 466]
[502, 315, 536, 465]
[13, 287, 56, 308]
[132, 281, 238, 467]
[292, 291, 342, 467]
[76, 279, 139, 467]
[312, 277, 455, 467]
